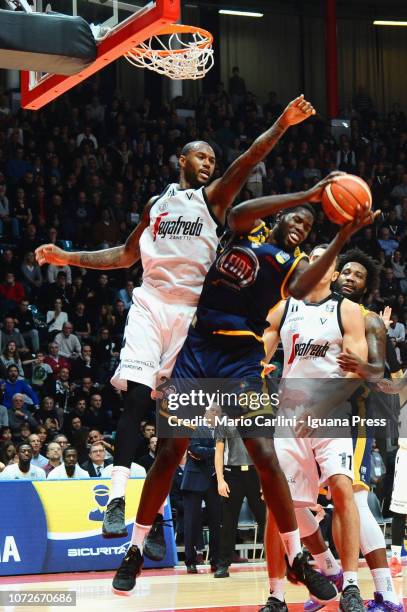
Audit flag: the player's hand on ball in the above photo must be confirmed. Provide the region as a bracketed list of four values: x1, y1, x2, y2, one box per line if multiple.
[35, 244, 67, 266]
[339, 204, 380, 240]
[306, 171, 346, 202]
[280, 94, 316, 127]
[218, 479, 230, 498]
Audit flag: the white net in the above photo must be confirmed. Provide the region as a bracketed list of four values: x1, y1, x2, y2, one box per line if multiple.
[124, 28, 214, 80]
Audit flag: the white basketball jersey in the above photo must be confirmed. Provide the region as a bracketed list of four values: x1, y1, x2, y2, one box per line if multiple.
[399, 403, 407, 450]
[280, 294, 344, 378]
[139, 183, 220, 305]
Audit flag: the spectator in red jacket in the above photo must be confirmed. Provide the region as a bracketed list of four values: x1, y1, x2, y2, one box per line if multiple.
[0, 273, 25, 314]
[44, 341, 71, 377]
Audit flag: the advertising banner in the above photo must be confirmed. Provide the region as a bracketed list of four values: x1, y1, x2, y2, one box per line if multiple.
[0, 479, 177, 575]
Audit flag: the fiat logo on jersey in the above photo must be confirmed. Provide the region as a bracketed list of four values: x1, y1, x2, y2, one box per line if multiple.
[217, 247, 259, 287]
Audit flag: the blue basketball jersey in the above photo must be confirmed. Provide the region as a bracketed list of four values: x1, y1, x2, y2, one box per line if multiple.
[194, 222, 307, 339]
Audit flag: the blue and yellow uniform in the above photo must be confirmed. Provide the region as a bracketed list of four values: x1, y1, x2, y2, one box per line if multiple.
[169, 223, 306, 426]
[351, 304, 374, 490]
[193, 223, 306, 342]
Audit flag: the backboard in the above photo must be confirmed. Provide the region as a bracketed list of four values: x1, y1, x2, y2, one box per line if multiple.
[20, 0, 180, 110]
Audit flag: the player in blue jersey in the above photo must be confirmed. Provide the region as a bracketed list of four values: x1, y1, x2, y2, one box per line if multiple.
[112, 174, 377, 601]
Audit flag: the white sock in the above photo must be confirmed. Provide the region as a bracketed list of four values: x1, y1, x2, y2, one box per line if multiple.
[108, 466, 130, 503]
[280, 528, 301, 566]
[313, 550, 341, 576]
[371, 568, 399, 604]
[343, 571, 358, 590]
[269, 577, 285, 602]
[131, 522, 151, 549]
[391, 545, 402, 562]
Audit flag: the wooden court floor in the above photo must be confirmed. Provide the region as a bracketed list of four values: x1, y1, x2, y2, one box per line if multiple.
[1, 562, 405, 612]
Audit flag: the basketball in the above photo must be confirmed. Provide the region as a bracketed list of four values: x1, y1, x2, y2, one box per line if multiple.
[322, 174, 372, 225]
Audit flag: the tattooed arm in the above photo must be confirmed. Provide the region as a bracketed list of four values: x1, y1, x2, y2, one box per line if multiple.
[35, 201, 152, 270]
[337, 312, 386, 379]
[206, 95, 316, 224]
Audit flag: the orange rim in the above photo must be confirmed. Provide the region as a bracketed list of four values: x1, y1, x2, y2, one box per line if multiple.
[129, 24, 213, 58]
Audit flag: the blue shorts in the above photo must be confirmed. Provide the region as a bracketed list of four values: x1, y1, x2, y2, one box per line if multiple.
[172, 326, 265, 380]
[158, 326, 275, 438]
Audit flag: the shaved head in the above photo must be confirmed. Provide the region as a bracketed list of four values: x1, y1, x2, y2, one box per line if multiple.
[178, 140, 216, 188]
[181, 141, 214, 157]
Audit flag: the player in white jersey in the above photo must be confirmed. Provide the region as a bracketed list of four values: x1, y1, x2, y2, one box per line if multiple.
[260, 245, 368, 612]
[334, 251, 402, 611]
[389, 399, 407, 579]
[35, 95, 316, 546]
[264, 250, 403, 612]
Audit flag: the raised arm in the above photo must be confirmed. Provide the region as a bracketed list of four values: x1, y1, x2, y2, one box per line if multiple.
[287, 206, 380, 300]
[228, 172, 342, 233]
[35, 201, 152, 270]
[206, 95, 316, 220]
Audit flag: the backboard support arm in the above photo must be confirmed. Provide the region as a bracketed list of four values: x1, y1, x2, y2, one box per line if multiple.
[21, 0, 179, 110]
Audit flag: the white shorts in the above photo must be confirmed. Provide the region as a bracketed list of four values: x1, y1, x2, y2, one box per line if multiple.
[274, 436, 354, 506]
[111, 286, 196, 391]
[390, 447, 407, 514]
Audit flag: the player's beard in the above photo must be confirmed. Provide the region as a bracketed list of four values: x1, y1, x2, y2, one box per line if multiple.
[184, 165, 207, 189]
[333, 280, 365, 303]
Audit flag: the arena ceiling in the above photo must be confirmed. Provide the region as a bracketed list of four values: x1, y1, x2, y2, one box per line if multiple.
[186, 1, 407, 20]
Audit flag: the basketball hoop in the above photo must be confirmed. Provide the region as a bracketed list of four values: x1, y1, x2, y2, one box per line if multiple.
[124, 23, 214, 80]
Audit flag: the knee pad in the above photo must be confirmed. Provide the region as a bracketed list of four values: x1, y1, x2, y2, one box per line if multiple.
[295, 507, 320, 539]
[354, 489, 386, 556]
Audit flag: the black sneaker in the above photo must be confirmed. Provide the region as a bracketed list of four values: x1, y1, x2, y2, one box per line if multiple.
[339, 585, 364, 612]
[259, 594, 288, 612]
[102, 497, 127, 538]
[112, 545, 143, 594]
[286, 553, 338, 604]
[214, 566, 229, 578]
[143, 513, 171, 561]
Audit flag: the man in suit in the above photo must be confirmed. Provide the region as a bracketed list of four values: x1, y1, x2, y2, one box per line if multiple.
[181, 407, 221, 573]
[138, 436, 157, 472]
[81, 441, 113, 477]
[170, 451, 187, 544]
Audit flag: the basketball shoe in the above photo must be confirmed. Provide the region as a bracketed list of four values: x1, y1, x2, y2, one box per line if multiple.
[112, 545, 143, 594]
[102, 497, 127, 538]
[304, 570, 344, 612]
[259, 594, 289, 612]
[366, 592, 404, 612]
[339, 585, 365, 612]
[286, 553, 338, 604]
[143, 513, 170, 561]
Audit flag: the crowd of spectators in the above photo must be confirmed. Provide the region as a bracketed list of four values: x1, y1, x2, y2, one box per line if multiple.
[0, 70, 405, 554]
